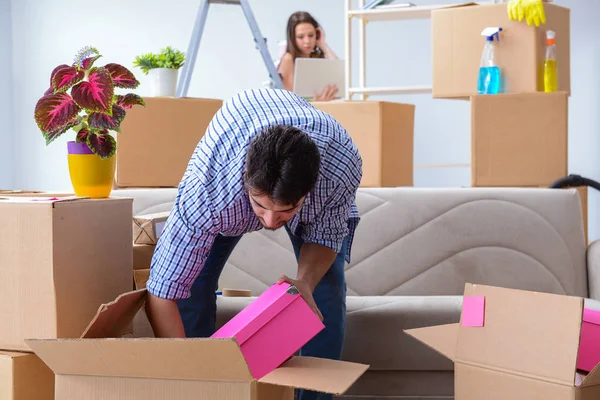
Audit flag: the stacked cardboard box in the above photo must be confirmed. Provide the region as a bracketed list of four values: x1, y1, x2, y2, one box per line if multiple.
[116, 97, 222, 188]
[432, 2, 570, 187]
[430, 3, 586, 236]
[312, 101, 415, 188]
[130, 212, 168, 289]
[0, 193, 134, 399]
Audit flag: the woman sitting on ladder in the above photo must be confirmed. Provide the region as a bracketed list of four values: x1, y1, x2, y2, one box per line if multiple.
[277, 11, 339, 101]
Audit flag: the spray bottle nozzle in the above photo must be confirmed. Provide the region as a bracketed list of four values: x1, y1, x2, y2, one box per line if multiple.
[481, 27, 503, 42]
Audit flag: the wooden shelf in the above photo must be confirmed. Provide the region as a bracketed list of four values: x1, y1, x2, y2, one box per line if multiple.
[349, 85, 432, 95]
[347, 4, 450, 21]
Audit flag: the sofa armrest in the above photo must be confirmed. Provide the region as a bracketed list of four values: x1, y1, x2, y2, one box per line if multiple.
[587, 239, 600, 301]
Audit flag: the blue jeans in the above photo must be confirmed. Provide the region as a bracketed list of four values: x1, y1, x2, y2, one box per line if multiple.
[177, 225, 348, 400]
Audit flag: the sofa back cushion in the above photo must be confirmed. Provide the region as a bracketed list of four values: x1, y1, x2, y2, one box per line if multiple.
[118, 187, 588, 298]
[222, 187, 588, 298]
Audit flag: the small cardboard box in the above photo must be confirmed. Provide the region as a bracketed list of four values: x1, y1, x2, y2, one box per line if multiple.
[26, 289, 369, 400]
[312, 100, 414, 187]
[0, 351, 54, 400]
[471, 91, 568, 187]
[432, 2, 570, 98]
[405, 283, 600, 399]
[133, 243, 156, 270]
[116, 97, 223, 187]
[133, 269, 150, 290]
[133, 211, 169, 245]
[212, 282, 325, 379]
[0, 195, 133, 351]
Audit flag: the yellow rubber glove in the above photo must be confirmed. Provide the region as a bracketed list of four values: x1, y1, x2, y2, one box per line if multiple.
[507, 0, 546, 27]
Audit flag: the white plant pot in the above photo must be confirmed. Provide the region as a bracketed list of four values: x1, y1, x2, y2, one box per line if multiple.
[148, 68, 178, 97]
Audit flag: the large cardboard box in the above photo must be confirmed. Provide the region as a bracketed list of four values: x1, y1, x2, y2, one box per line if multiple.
[406, 283, 600, 399]
[0, 196, 133, 351]
[471, 92, 567, 187]
[26, 289, 369, 400]
[432, 3, 570, 98]
[0, 351, 54, 399]
[312, 101, 414, 187]
[116, 97, 223, 187]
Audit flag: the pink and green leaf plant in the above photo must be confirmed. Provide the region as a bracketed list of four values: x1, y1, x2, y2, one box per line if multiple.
[34, 46, 145, 159]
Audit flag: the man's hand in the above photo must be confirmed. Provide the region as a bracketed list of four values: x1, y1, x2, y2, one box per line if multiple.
[277, 275, 323, 321]
[280, 242, 337, 321]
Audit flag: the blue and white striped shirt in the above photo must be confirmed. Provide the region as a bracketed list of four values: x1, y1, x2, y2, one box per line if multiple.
[147, 88, 363, 300]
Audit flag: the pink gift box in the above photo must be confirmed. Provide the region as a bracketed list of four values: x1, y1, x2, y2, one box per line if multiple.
[577, 308, 600, 372]
[211, 282, 325, 379]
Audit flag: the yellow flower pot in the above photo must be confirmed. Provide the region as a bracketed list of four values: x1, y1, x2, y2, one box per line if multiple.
[67, 141, 115, 198]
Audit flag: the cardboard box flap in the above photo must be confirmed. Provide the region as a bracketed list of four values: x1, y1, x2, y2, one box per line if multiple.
[0, 195, 86, 203]
[25, 338, 253, 382]
[258, 356, 369, 394]
[456, 284, 583, 386]
[81, 288, 147, 338]
[404, 323, 458, 361]
[0, 351, 33, 359]
[580, 363, 600, 387]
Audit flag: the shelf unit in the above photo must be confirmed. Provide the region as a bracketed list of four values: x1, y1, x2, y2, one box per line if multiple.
[344, 1, 492, 171]
[344, 1, 451, 100]
[344, 1, 491, 100]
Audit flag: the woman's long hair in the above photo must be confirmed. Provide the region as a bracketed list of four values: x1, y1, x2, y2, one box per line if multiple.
[285, 11, 325, 62]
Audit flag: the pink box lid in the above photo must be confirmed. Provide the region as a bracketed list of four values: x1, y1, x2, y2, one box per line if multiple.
[211, 282, 302, 345]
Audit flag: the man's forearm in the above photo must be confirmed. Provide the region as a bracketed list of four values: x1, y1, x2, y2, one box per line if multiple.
[296, 243, 337, 291]
[146, 293, 186, 338]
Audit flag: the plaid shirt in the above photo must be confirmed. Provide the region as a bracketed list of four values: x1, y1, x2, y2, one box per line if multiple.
[147, 88, 363, 300]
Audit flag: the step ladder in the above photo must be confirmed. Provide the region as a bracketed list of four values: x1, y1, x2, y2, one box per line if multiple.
[176, 0, 284, 97]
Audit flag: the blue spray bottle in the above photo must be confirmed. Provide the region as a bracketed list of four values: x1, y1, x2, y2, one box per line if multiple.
[477, 27, 503, 95]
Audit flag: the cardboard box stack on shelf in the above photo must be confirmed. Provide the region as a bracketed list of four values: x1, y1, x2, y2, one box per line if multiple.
[0, 193, 134, 399]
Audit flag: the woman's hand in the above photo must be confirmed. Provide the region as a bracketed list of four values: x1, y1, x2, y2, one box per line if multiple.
[313, 84, 339, 102]
[316, 27, 338, 59]
[316, 27, 326, 49]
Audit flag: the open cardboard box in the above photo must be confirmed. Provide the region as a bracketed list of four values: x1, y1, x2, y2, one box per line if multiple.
[405, 283, 600, 399]
[26, 289, 369, 400]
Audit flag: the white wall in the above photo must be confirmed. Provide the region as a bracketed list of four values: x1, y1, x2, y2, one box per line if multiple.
[8, 0, 600, 240]
[0, 0, 13, 189]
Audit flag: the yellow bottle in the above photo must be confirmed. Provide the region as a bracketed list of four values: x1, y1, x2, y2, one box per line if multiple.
[544, 30, 558, 92]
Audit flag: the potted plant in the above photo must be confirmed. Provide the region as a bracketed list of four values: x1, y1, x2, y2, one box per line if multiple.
[34, 46, 145, 198]
[133, 46, 185, 97]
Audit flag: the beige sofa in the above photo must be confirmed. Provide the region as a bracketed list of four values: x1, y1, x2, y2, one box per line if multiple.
[113, 186, 600, 400]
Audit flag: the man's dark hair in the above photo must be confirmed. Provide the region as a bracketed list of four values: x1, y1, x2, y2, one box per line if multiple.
[244, 125, 321, 206]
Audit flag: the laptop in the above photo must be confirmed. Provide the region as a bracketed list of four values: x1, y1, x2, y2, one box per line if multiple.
[293, 58, 346, 100]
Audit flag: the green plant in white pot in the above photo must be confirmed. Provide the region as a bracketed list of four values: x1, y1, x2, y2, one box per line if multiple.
[133, 46, 185, 97]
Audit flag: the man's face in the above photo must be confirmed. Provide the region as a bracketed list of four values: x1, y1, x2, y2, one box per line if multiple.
[248, 192, 305, 231]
